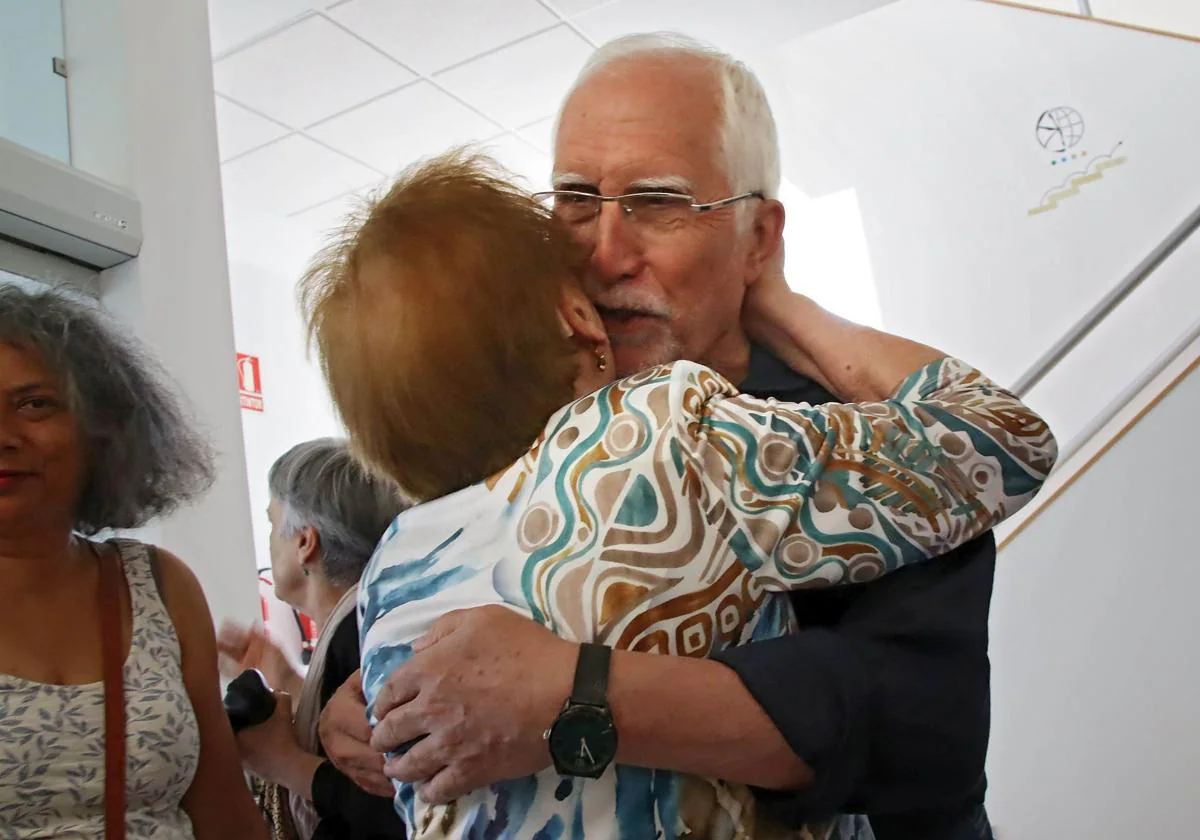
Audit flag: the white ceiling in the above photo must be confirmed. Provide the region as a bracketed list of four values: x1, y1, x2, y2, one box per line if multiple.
[208, 0, 1199, 245]
[208, 0, 899, 242]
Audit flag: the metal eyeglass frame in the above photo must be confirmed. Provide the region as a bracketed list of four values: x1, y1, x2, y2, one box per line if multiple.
[533, 189, 765, 222]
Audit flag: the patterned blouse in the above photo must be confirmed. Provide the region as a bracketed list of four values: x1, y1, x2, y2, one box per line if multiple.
[360, 359, 1057, 840]
[0, 540, 201, 839]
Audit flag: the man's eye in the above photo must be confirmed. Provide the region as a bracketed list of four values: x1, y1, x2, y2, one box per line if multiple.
[631, 193, 689, 209]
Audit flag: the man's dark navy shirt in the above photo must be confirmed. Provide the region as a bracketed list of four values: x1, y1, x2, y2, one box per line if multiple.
[714, 346, 996, 840]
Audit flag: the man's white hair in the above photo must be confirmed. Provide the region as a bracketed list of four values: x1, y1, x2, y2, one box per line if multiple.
[558, 32, 782, 200]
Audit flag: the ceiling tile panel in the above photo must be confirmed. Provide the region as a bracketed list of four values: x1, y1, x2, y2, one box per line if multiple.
[329, 0, 558, 75]
[207, 0, 315, 56]
[435, 25, 592, 131]
[479, 134, 553, 192]
[221, 134, 381, 216]
[214, 95, 291, 161]
[517, 115, 557, 155]
[307, 82, 504, 173]
[543, 0, 618, 17]
[212, 15, 416, 128]
[287, 181, 384, 243]
[573, 0, 898, 57]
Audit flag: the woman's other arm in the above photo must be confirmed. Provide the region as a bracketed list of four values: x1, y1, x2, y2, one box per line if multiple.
[682, 287, 1057, 588]
[743, 270, 944, 403]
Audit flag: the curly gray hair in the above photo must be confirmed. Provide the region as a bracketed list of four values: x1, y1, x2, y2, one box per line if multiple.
[0, 283, 214, 534]
[268, 438, 406, 587]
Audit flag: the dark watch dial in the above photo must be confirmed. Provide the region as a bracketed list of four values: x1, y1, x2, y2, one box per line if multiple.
[547, 703, 617, 778]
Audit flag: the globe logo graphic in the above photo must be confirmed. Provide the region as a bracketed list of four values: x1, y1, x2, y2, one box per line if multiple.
[1036, 107, 1085, 153]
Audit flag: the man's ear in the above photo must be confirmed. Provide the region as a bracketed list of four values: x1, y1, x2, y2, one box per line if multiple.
[745, 198, 786, 287]
[558, 284, 607, 346]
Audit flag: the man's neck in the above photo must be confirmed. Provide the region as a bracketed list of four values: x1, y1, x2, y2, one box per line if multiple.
[702, 330, 752, 387]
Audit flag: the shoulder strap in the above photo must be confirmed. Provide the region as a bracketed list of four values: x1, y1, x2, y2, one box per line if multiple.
[95, 544, 127, 840]
[146, 543, 166, 607]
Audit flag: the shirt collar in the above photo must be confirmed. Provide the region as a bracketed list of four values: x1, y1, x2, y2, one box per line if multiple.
[741, 343, 808, 393]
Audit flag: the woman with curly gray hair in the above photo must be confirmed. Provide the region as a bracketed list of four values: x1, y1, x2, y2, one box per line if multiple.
[0, 284, 267, 840]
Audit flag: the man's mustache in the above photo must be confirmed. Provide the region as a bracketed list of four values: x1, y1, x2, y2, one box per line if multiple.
[591, 300, 670, 320]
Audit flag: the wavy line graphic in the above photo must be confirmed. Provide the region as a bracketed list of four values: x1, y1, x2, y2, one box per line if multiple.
[1028, 142, 1127, 216]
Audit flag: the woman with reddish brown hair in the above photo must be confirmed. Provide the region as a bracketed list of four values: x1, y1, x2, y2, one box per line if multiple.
[300, 151, 1057, 840]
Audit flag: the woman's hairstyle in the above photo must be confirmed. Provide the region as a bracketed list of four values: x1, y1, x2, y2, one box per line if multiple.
[299, 150, 585, 502]
[267, 438, 405, 586]
[0, 283, 214, 534]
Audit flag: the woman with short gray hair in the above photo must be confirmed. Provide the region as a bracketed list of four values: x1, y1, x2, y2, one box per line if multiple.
[0, 283, 268, 839]
[219, 438, 405, 840]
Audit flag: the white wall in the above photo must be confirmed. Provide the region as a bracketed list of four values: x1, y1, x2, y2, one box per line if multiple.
[223, 202, 342, 572]
[770, 0, 1200, 410]
[62, 0, 259, 627]
[766, 0, 1200, 465]
[1017, 0, 1200, 38]
[0, 0, 70, 162]
[986, 361, 1200, 838]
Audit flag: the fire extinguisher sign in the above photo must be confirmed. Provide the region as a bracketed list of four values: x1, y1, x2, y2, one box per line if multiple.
[237, 353, 264, 412]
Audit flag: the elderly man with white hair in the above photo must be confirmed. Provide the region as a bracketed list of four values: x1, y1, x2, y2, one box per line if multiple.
[319, 32, 998, 840]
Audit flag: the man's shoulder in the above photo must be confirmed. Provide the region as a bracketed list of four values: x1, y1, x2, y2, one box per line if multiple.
[741, 344, 838, 405]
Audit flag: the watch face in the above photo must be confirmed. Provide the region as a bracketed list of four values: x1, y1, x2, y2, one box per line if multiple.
[548, 704, 617, 778]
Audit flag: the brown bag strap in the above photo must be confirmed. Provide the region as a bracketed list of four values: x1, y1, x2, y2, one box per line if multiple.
[95, 543, 127, 840]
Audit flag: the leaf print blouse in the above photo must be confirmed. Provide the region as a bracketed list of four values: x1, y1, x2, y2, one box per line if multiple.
[359, 358, 1057, 840]
[0, 540, 200, 839]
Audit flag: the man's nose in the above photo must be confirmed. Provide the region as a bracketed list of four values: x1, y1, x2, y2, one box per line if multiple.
[588, 201, 643, 285]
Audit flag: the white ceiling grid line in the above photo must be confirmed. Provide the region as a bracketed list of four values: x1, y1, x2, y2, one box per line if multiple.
[328, 0, 561, 76]
[534, 0, 601, 48]
[319, 12, 554, 136]
[211, 6, 575, 224]
[212, 14, 418, 128]
[210, 0, 920, 241]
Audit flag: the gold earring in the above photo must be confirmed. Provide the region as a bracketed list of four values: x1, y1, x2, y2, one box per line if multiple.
[596, 350, 607, 371]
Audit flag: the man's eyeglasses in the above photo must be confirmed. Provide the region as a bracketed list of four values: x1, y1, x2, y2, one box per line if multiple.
[533, 189, 765, 230]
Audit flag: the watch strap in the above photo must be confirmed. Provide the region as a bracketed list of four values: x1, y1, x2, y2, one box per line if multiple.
[570, 643, 611, 707]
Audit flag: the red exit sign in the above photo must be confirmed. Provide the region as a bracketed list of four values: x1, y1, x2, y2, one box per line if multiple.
[237, 353, 264, 412]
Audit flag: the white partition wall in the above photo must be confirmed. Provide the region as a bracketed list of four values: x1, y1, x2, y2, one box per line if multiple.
[61, 0, 259, 627]
[223, 202, 343, 577]
[767, 0, 1200, 455]
[986, 361, 1200, 838]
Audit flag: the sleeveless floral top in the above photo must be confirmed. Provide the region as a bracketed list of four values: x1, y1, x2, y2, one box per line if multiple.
[0, 540, 201, 838]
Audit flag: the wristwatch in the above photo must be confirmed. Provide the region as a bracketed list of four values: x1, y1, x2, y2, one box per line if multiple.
[545, 643, 618, 778]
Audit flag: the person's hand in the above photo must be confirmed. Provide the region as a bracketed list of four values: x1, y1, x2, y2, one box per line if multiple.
[742, 261, 838, 395]
[371, 605, 576, 804]
[317, 670, 394, 798]
[217, 621, 302, 697]
[235, 691, 320, 795]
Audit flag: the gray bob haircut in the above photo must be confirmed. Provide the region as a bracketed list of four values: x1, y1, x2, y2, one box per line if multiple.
[0, 283, 215, 534]
[562, 31, 782, 200]
[268, 438, 406, 587]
